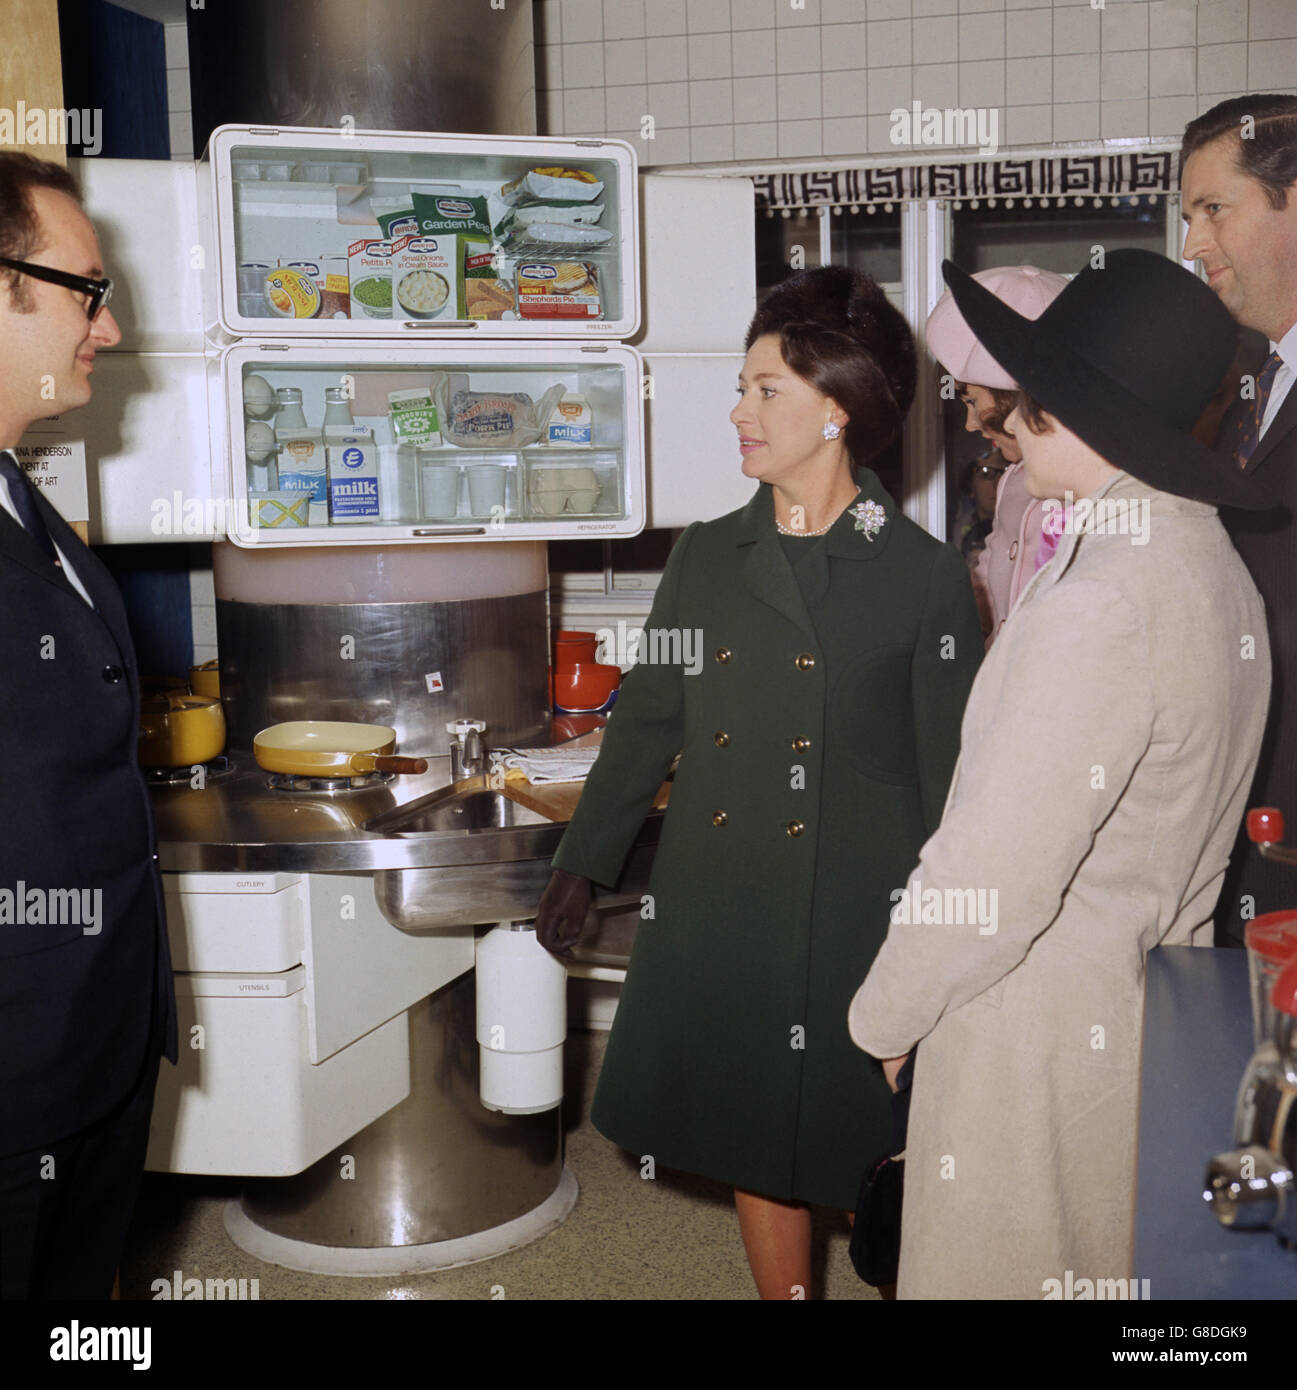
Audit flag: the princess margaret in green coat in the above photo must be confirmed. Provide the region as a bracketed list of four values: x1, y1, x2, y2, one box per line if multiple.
[536, 267, 982, 1298]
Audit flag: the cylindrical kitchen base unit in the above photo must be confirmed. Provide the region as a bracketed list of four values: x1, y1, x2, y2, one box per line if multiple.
[229, 971, 569, 1271]
[212, 539, 551, 756]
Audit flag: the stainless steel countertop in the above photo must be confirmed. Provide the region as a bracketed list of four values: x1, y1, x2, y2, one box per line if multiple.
[152, 750, 662, 874]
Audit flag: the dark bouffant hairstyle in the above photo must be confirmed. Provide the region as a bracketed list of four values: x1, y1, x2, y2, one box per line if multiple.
[956, 381, 1018, 438]
[745, 266, 917, 468]
[1181, 95, 1297, 211]
[0, 152, 80, 309]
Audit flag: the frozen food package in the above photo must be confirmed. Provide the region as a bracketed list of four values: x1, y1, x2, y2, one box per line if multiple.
[284, 257, 350, 318]
[431, 372, 565, 449]
[410, 190, 491, 239]
[462, 239, 515, 320]
[498, 167, 604, 207]
[511, 203, 605, 228]
[264, 267, 321, 318]
[502, 220, 613, 250]
[373, 199, 418, 243]
[515, 260, 601, 320]
[487, 194, 605, 237]
[390, 234, 461, 321]
[348, 237, 394, 318]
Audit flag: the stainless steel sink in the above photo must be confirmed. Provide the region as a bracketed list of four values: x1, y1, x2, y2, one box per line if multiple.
[364, 781, 658, 933]
[366, 785, 550, 834]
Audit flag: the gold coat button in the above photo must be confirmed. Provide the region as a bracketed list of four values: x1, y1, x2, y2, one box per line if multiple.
[715, 647, 732, 664]
[785, 820, 805, 837]
[794, 652, 815, 671]
[714, 732, 730, 747]
[792, 736, 811, 752]
[712, 810, 728, 827]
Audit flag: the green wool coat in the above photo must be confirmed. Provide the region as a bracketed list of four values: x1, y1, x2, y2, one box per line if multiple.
[553, 471, 983, 1208]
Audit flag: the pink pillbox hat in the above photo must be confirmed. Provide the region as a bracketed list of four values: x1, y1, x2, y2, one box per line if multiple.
[925, 264, 1069, 390]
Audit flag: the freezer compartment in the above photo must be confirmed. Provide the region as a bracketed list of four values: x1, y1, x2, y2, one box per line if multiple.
[146, 976, 410, 1177]
[224, 343, 645, 545]
[206, 125, 637, 339]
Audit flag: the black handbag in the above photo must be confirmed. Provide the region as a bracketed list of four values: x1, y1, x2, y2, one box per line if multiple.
[849, 1051, 915, 1287]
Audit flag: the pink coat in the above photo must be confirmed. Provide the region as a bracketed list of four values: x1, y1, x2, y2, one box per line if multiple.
[971, 463, 1049, 650]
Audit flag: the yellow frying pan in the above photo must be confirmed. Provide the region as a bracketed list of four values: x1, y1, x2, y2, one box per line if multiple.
[253, 721, 428, 777]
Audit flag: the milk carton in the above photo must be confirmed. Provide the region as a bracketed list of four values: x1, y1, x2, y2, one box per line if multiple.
[327, 427, 379, 520]
[546, 393, 593, 447]
[276, 429, 327, 506]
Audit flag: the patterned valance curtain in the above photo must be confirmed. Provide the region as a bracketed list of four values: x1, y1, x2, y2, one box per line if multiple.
[753, 151, 1178, 212]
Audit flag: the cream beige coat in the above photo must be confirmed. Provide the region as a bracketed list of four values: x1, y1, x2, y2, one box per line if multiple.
[848, 470, 1270, 1300]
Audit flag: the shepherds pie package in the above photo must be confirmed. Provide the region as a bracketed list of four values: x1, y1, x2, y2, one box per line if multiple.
[515, 260, 601, 320]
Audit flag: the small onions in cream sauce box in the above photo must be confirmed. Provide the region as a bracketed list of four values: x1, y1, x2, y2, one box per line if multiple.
[390, 234, 461, 322]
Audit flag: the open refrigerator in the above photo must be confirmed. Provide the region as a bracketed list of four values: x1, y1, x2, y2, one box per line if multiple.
[202, 124, 645, 547]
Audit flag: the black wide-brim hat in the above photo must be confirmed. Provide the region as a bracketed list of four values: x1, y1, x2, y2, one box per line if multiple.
[943, 249, 1273, 511]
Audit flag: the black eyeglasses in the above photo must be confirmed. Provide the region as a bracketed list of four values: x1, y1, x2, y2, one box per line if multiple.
[0, 256, 113, 320]
[974, 459, 1009, 480]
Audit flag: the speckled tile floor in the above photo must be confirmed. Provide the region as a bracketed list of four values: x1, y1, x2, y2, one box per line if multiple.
[120, 1029, 880, 1302]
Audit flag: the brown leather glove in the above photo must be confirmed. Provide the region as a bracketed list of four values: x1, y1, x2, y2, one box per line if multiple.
[535, 867, 592, 956]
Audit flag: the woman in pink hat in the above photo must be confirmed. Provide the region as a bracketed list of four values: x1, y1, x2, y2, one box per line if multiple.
[925, 265, 1069, 649]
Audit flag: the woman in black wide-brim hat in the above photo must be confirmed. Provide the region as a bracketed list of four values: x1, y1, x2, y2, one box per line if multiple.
[535, 266, 983, 1298]
[849, 249, 1275, 1299]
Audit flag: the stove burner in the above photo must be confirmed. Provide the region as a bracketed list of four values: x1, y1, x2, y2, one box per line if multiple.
[266, 770, 397, 794]
[143, 755, 233, 786]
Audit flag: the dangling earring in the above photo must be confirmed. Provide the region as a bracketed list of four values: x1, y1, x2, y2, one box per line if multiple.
[823, 420, 842, 441]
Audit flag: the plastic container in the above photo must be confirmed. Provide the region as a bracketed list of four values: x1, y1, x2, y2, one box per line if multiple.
[250, 491, 310, 528]
[523, 448, 618, 518]
[419, 461, 461, 520]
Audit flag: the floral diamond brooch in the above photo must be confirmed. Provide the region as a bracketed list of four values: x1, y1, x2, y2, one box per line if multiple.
[850, 499, 887, 541]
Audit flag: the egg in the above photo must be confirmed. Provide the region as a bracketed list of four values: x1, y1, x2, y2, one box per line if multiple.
[243, 374, 275, 419]
[245, 421, 277, 462]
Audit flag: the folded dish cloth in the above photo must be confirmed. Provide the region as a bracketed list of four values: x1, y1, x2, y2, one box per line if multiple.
[493, 746, 600, 784]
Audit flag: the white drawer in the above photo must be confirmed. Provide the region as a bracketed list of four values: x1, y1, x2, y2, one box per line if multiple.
[162, 872, 307, 973]
[146, 989, 409, 1177]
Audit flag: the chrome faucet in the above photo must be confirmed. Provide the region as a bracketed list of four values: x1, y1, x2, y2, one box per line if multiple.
[446, 718, 487, 782]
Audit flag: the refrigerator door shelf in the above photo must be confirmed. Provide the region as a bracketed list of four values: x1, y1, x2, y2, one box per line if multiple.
[221, 342, 646, 546]
[205, 125, 639, 342]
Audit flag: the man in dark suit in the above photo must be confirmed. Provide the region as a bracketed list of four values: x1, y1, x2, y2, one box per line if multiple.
[0, 153, 176, 1297]
[1181, 95, 1297, 945]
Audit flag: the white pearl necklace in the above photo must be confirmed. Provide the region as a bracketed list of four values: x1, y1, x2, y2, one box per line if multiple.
[775, 489, 861, 537]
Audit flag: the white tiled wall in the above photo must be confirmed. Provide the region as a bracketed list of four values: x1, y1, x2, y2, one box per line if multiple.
[189, 551, 217, 666]
[162, 19, 210, 659]
[164, 21, 192, 161]
[536, 0, 1297, 161]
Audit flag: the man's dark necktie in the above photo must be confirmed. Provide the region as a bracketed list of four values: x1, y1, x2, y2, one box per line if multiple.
[1230, 351, 1284, 469]
[0, 449, 59, 565]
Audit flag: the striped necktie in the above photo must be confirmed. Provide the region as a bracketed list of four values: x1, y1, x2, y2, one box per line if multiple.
[0, 449, 58, 565]
[1230, 351, 1283, 469]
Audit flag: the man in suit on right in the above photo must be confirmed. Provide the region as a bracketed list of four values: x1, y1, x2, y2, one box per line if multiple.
[1181, 94, 1297, 944]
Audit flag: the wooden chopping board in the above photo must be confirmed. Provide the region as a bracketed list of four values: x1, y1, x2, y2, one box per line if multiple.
[497, 729, 672, 824]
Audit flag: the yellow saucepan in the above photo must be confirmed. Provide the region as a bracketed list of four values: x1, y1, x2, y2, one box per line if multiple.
[189, 658, 220, 699]
[139, 693, 226, 768]
[253, 721, 429, 777]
